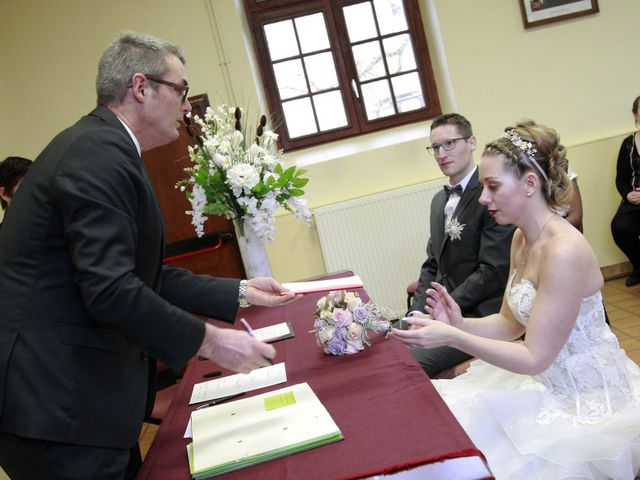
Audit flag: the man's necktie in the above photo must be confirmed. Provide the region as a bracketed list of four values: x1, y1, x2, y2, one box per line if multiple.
[444, 184, 463, 199]
[443, 184, 463, 230]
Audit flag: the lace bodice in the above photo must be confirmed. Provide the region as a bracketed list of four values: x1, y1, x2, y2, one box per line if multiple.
[506, 271, 638, 424]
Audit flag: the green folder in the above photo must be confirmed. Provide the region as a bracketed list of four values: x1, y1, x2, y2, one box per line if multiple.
[188, 382, 344, 479]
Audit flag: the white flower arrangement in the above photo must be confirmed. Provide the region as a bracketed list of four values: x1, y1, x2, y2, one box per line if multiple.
[178, 105, 311, 243]
[445, 217, 465, 241]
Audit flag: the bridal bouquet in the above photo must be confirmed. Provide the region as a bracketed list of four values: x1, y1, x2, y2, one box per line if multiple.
[178, 105, 311, 243]
[313, 290, 392, 356]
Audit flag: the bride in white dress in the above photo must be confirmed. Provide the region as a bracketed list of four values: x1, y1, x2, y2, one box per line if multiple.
[392, 121, 640, 479]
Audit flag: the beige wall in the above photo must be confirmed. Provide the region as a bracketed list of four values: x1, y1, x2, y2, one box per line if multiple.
[2, 0, 636, 282]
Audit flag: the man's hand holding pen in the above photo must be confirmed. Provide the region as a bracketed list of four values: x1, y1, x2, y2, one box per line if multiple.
[240, 318, 274, 365]
[198, 323, 276, 374]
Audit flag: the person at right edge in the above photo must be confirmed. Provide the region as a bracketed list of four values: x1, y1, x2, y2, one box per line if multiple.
[611, 95, 640, 287]
[405, 113, 515, 378]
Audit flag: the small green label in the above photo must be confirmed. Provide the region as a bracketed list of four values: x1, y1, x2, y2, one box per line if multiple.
[264, 391, 296, 411]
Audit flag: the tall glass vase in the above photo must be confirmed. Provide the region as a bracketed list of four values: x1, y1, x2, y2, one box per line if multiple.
[233, 219, 273, 279]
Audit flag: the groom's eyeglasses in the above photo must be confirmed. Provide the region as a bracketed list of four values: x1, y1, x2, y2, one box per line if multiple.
[426, 137, 470, 156]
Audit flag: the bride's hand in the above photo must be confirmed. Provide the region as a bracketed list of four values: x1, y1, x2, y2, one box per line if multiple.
[425, 282, 462, 326]
[406, 311, 429, 330]
[390, 316, 456, 349]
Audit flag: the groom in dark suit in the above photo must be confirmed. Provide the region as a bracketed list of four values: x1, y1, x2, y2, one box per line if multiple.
[0, 31, 298, 480]
[407, 113, 514, 377]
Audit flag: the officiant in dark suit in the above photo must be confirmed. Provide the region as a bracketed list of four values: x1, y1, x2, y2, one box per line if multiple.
[0, 31, 298, 480]
[406, 113, 514, 377]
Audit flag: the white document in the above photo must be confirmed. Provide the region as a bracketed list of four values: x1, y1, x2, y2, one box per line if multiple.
[188, 362, 287, 405]
[252, 322, 293, 343]
[189, 382, 343, 478]
[282, 275, 364, 294]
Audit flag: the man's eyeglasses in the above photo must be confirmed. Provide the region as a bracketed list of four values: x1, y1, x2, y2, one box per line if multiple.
[425, 136, 470, 156]
[145, 75, 190, 103]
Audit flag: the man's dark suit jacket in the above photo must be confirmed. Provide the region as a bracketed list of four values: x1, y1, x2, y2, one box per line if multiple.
[409, 169, 514, 317]
[0, 106, 240, 449]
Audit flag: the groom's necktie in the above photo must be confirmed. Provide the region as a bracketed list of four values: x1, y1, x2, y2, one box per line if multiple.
[444, 184, 463, 199]
[443, 184, 463, 230]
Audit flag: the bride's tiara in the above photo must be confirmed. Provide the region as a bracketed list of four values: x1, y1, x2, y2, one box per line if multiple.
[502, 129, 548, 181]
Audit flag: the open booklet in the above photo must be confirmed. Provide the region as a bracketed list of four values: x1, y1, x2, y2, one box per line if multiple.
[282, 275, 364, 294]
[188, 382, 343, 479]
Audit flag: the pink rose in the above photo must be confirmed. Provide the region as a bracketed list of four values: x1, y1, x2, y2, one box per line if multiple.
[345, 323, 364, 353]
[332, 308, 353, 327]
[347, 322, 363, 340]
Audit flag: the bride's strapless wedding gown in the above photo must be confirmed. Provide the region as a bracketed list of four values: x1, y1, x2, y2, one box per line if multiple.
[433, 271, 640, 479]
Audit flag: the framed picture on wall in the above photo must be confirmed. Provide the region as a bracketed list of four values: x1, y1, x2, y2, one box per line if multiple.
[520, 0, 599, 29]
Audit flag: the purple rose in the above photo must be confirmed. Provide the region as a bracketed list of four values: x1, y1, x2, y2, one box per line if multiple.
[327, 328, 347, 355]
[352, 306, 368, 324]
[332, 308, 353, 328]
[314, 318, 328, 330]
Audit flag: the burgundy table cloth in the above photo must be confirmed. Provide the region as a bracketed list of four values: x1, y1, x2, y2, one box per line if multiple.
[137, 272, 485, 480]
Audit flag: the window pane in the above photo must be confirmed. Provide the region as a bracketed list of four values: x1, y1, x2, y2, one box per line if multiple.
[264, 20, 300, 61]
[246, 0, 441, 150]
[361, 79, 394, 120]
[352, 40, 386, 81]
[374, 0, 408, 35]
[391, 72, 425, 113]
[343, 2, 377, 43]
[383, 34, 415, 74]
[295, 13, 330, 54]
[304, 52, 339, 93]
[313, 90, 348, 131]
[273, 59, 308, 100]
[283, 98, 318, 138]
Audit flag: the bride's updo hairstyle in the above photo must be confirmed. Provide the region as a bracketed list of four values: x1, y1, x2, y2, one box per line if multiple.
[483, 120, 572, 214]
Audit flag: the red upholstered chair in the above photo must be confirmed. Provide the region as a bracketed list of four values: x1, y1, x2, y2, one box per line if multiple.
[147, 383, 178, 425]
[406, 280, 418, 310]
[147, 360, 180, 425]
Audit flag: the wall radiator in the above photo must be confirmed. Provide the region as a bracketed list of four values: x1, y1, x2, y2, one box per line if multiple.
[313, 179, 444, 314]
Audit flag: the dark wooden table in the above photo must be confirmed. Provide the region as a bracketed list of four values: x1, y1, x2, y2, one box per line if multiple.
[137, 272, 493, 480]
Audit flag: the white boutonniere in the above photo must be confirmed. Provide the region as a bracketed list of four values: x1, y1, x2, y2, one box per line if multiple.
[445, 217, 465, 241]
